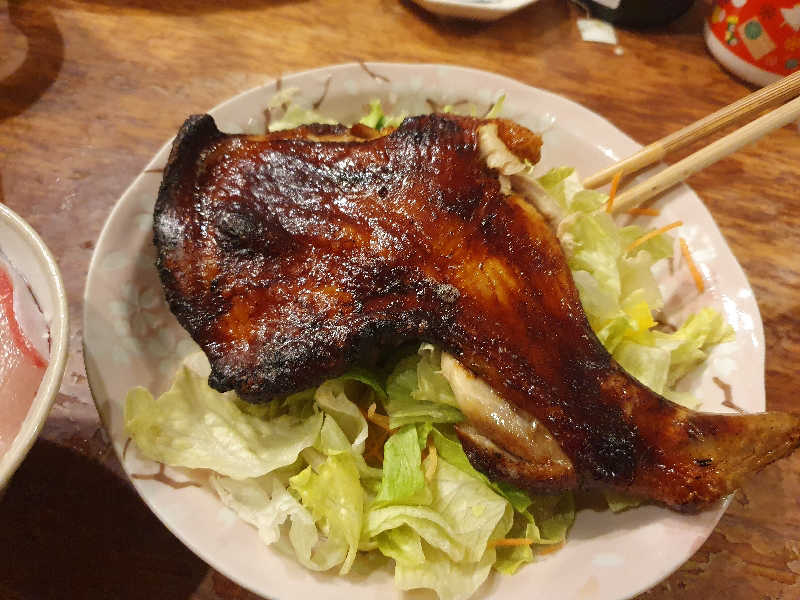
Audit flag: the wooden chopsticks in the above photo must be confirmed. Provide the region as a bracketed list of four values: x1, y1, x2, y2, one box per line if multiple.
[583, 71, 800, 213]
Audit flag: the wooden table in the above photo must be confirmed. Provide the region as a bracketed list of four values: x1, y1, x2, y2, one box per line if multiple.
[1, 0, 799, 598]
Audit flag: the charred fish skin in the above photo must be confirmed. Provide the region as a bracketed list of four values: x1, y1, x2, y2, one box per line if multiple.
[154, 113, 800, 511]
[154, 113, 501, 400]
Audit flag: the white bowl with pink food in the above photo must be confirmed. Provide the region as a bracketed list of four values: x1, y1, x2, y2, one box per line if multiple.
[0, 203, 68, 489]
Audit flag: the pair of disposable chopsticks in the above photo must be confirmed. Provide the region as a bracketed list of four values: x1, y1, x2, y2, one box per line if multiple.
[583, 70, 800, 213]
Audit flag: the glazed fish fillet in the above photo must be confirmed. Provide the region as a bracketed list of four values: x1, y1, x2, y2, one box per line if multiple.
[153, 113, 800, 511]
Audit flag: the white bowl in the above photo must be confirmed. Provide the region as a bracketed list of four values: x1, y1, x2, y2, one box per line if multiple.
[0, 203, 69, 489]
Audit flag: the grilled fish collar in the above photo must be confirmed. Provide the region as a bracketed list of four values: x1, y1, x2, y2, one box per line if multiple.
[154, 113, 800, 511]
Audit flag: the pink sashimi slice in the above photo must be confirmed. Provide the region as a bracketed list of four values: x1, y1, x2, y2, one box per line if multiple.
[0, 264, 48, 456]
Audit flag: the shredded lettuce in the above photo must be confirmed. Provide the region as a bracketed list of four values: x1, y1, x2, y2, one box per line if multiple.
[210, 473, 350, 571]
[125, 353, 572, 598]
[541, 167, 733, 408]
[289, 452, 364, 574]
[602, 489, 643, 513]
[393, 541, 497, 600]
[124, 364, 322, 480]
[266, 88, 338, 132]
[383, 345, 464, 429]
[374, 424, 429, 506]
[484, 94, 506, 119]
[358, 99, 406, 131]
[367, 457, 512, 600]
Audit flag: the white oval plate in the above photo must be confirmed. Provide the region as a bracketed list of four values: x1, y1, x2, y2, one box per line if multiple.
[83, 63, 763, 600]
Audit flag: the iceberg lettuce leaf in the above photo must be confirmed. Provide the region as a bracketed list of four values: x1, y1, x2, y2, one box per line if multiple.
[374, 424, 430, 506]
[384, 351, 463, 428]
[367, 457, 511, 564]
[289, 452, 364, 574]
[602, 489, 643, 513]
[314, 379, 369, 454]
[210, 473, 348, 571]
[493, 517, 538, 575]
[660, 307, 735, 385]
[376, 525, 425, 566]
[358, 99, 405, 130]
[390, 486, 512, 600]
[266, 88, 338, 132]
[393, 542, 496, 600]
[124, 366, 322, 479]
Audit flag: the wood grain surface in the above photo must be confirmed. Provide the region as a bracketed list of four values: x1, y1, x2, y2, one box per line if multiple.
[1, 0, 799, 598]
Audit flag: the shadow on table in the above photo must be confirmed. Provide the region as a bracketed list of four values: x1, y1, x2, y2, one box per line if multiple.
[0, 440, 209, 600]
[57, 0, 307, 14]
[0, 1, 64, 123]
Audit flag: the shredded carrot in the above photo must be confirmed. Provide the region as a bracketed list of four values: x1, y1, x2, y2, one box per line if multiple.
[425, 435, 438, 481]
[627, 207, 661, 217]
[605, 170, 623, 213]
[363, 428, 390, 466]
[625, 220, 683, 253]
[349, 123, 381, 139]
[537, 542, 565, 555]
[679, 237, 705, 294]
[360, 404, 394, 467]
[488, 538, 534, 548]
[363, 443, 383, 466]
[366, 402, 392, 431]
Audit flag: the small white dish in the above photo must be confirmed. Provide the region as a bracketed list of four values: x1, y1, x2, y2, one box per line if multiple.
[0, 203, 69, 489]
[409, 0, 541, 21]
[84, 62, 764, 600]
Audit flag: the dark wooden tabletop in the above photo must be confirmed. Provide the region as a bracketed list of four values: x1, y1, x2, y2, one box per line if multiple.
[1, 0, 799, 598]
